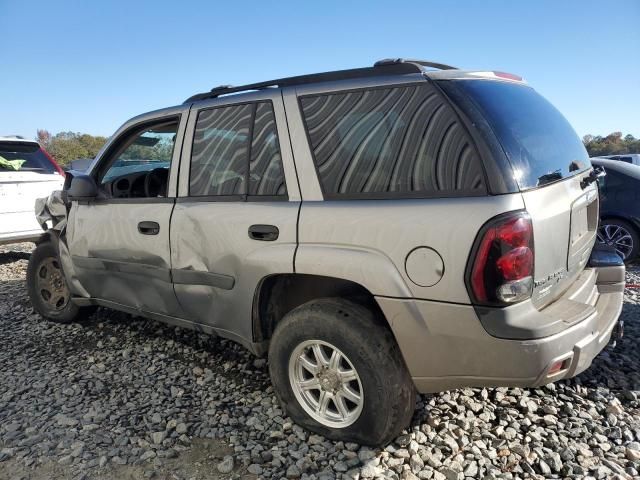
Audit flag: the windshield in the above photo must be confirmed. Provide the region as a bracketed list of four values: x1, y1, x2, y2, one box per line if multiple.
[443, 80, 590, 190]
[0, 142, 56, 174]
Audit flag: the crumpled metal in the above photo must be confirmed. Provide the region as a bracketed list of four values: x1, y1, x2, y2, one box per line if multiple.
[33, 191, 91, 298]
[35, 190, 67, 232]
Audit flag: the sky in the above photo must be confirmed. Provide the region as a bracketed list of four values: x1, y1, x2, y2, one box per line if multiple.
[1, 0, 638, 140]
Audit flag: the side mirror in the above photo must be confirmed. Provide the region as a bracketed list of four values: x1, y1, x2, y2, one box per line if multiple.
[67, 174, 98, 200]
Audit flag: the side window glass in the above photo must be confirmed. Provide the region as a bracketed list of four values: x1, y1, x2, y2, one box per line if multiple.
[189, 101, 287, 198]
[190, 104, 252, 196]
[300, 84, 486, 198]
[100, 120, 178, 198]
[249, 102, 287, 196]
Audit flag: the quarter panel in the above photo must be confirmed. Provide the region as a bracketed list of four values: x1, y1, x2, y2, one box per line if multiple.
[297, 195, 524, 302]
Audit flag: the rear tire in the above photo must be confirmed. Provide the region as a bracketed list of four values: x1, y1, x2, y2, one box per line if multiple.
[27, 242, 93, 323]
[597, 218, 639, 262]
[268, 298, 416, 446]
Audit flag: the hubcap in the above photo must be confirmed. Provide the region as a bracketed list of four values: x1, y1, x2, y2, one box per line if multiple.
[36, 257, 70, 310]
[288, 340, 364, 428]
[597, 224, 634, 260]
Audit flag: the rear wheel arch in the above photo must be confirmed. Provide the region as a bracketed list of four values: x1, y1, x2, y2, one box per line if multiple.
[252, 273, 388, 345]
[600, 214, 640, 231]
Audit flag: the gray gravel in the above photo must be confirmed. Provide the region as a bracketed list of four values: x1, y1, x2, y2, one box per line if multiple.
[1, 243, 639, 480]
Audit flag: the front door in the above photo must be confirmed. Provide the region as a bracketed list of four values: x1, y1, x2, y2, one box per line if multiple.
[66, 109, 187, 317]
[170, 91, 301, 346]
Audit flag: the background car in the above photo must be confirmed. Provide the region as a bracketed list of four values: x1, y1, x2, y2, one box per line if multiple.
[0, 136, 65, 246]
[66, 157, 94, 172]
[595, 153, 640, 166]
[592, 157, 640, 261]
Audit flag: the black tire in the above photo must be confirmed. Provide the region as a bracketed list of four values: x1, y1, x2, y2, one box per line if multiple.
[27, 242, 92, 323]
[598, 218, 639, 262]
[268, 298, 416, 446]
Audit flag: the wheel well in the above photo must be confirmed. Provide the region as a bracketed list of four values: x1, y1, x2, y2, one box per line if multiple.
[252, 274, 384, 344]
[600, 215, 640, 233]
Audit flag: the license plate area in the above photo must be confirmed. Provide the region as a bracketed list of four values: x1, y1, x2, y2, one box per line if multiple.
[568, 187, 598, 272]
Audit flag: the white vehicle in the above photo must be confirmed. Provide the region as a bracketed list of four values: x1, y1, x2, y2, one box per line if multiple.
[595, 154, 640, 166]
[0, 136, 65, 245]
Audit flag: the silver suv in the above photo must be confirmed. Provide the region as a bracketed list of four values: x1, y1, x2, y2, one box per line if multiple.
[28, 59, 625, 446]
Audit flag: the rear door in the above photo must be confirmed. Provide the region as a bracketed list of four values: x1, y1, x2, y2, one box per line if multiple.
[170, 90, 300, 345]
[0, 141, 64, 239]
[440, 79, 597, 307]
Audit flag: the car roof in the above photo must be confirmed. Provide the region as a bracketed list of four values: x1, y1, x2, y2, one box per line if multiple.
[183, 58, 527, 105]
[591, 158, 640, 180]
[0, 136, 38, 145]
[129, 59, 530, 124]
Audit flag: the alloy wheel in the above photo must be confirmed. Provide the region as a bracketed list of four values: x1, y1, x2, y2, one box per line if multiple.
[597, 223, 634, 260]
[288, 340, 364, 428]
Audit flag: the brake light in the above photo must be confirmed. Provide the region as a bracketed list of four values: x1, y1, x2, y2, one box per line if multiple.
[493, 71, 523, 82]
[467, 211, 534, 305]
[41, 147, 65, 177]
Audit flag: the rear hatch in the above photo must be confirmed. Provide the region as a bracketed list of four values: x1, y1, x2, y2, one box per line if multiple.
[440, 78, 597, 308]
[0, 141, 65, 235]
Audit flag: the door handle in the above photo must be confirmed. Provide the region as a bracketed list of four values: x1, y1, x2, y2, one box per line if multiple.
[248, 224, 279, 241]
[138, 221, 160, 235]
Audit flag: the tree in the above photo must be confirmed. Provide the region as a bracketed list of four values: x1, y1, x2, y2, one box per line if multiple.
[582, 132, 639, 157]
[36, 130, 108, 167]
[36, 129, 52, 150]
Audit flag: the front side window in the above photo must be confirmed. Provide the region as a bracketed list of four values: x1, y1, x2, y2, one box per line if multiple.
[190, 101, 287, 198]
[300, 84, 486, 198]
[99, 119, 179, 198]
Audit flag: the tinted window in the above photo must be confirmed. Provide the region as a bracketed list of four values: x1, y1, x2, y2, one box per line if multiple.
[447, 80, 590, 190]
[190, 102, 286, 197]
[300, 84, 486, 198]
[250, 103, 287, 196]
[190, 104, 252, 196]
[0, 142, 56, 174]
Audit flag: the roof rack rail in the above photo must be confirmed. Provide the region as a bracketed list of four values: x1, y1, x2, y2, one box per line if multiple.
[373, 58, 457, 71]
[184, 58, 457, 104]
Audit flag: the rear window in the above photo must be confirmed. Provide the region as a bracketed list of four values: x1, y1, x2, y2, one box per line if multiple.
[0, 142, 56, 174]
[443, 80, 590, 190]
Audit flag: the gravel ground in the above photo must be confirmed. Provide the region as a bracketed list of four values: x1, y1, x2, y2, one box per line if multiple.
[1, 243, 639, 480]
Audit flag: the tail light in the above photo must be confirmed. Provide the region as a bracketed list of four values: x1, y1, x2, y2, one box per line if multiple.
[40, 147, 65, 177]
[466, 211, 534, 305]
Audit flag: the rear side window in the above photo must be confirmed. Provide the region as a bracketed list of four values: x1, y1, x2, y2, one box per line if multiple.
[0, 142, 56, 174]
[190, 104, 252, 196]
[442, 80, 590, 190]
[190, 101, 287, 198]
[250, 103, 287, 196]
[300, 84, 486, 198]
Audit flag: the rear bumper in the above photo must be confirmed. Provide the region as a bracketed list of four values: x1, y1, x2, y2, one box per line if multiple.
[376, 264, 625, 394]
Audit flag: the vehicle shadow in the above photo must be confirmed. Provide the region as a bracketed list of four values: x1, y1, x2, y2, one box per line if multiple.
[0, 251, 30, 265]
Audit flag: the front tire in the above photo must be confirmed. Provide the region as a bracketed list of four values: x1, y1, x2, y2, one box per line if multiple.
[27, 242, 88, 323]
[268, 298, 416, 446]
